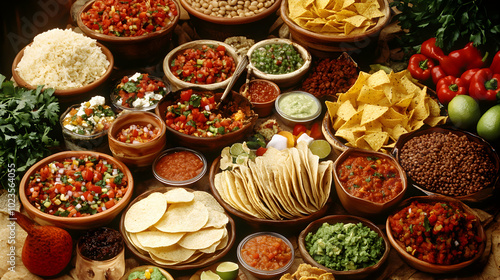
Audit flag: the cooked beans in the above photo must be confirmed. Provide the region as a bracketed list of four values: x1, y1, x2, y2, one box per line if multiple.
[399, 132, 496, 196]
[185, 0, 275, 18]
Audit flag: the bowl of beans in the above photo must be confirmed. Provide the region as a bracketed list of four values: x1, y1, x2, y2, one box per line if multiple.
[247, 38, 312, 88]
[77, 0, 180, 67]
[239, 79, 280, 117]
[163, 40, 240, 91]
[333, 147, 407, 218]
[386, 195, 486, 274]
[237, 232, 294, 279]
[392, 126, 500, 203]
[19, 151, 134, 230]
[152, 147, 208, 187]
[298, 215, 390, 280]
[108, 111, 167, 168]
[179, 0, 281, 41]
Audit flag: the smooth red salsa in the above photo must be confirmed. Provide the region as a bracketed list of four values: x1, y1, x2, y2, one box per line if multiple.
[337, 155, 403, 203]
[248, 81, 279, 103]
[116, 123, 161, 144]
[155, 151, 204, 181]
[80, 0, 178, 37]
[170, 44, 235, 84]
[240, 235, 292, 271]
[26, 155, 128, 217]
[388, 201, 482, 265]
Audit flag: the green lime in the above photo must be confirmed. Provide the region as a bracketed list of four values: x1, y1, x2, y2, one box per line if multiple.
[216, 262, 239, 280]
[230, 143, 244, 156]
[201, 270, 222, 280]
[309, 139, 332, 159]
[477, 104, 500, 142]
[447, 95, 481, 130]
[236, 153, 249, 165]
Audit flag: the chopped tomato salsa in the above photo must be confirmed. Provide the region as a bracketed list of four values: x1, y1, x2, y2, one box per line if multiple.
[116, 123, 161, 144]
[337, 155, 403, 203]
[26, 155, 128, 217]
[113, 73, 168, 109]
[247, 80, 279, 103]
[155, 150, 204, 181]
[388, 201, 482, 265]
[240, 235, 292, 271]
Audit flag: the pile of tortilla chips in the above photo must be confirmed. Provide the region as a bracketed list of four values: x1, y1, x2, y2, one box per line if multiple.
[123, 188, 229, 265]
[326, 70, 447, 153]
[288, 0, 386, 35]
[214, 141, 333, 220]
[281, 264, 335, 280]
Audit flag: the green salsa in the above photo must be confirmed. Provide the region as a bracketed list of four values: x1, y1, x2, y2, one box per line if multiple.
[278, 92, 319, 118]
[251, 43, 304, 74]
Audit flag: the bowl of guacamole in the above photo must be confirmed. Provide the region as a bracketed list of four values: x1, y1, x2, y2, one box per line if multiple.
[122, 266, 173, 280]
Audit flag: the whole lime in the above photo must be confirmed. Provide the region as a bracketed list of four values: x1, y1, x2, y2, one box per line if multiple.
[477, 104, 500, 142]
[447, 95, 481, 130]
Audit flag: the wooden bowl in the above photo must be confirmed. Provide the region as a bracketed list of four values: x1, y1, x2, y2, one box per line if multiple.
[247, 38, 312, 88]
[386, 195, 486, 274]
[163, 40, 240, 91]
[333, 147, 407, 217]
[119, 187, 236, 270]
[322, 112, 349, 155]
[392, 126, 499, 203]
[77, 0, 179, 67]
[19, 151, 134, 230]
[155, 88, 257, 154]
[108, 111, 167, 168]
[120, 265, 174, 280]
[208, 157, 331, 232]
[298, 215, 390, 280]
[239, 79, 281, 118]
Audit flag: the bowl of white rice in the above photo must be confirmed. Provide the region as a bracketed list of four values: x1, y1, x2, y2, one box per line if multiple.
[12, 28, 114, 98]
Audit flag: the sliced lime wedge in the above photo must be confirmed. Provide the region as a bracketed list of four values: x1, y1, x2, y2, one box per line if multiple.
[230, 143, 244, 156]
[216, 262, 239, 280]
[235, 153, 249, 165]
[309, 139, 332, 159]
[201, 270, 222, 280]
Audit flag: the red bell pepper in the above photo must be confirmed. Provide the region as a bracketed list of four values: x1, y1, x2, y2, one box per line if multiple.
[460, 68, 480, 89]
[431, 65, 447, 85]
[408, 54, 435, 82]
[490, 50, 500, 74]
[436, 76, 467, 104]
[439, 42, 487, 77]
[469, 68, 500, 102]
[421, 38, 445, 61]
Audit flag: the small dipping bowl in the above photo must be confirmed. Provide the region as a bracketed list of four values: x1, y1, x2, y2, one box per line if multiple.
[152, 147, 208, 187]
[275, 91, 321, 126]
[239, 79, 281, 118]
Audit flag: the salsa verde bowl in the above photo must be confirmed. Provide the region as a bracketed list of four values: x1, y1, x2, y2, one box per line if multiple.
[19, 151, 134, 230]
[152, 147, 208, 187]
[120, 265, 174, 280]
[274, 91, 322, 127]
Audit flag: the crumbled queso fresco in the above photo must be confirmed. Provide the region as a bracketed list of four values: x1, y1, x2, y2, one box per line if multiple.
[115, 72, 166, 109]
[62, 96, 116, 135]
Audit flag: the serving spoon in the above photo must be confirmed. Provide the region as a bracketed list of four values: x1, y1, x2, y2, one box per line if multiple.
[216, 54, 249, 109]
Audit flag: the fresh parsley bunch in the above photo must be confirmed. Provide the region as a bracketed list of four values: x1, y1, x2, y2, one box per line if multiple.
[0, 74, 60, 192]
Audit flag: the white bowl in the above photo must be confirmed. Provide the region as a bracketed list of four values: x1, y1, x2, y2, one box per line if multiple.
[275, 91, 321, 126]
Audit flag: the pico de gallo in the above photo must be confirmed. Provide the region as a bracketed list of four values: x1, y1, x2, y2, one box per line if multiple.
[62, 96, 116, 135]
[26, 155, 128, 217]
[388, 200, 482, 265]
[164, 89, 245, 137]
[169, 44, 236, 84]
[116, 123, 161, 144]
[113, 73, 168, 109]
[80, 0, 178, 37]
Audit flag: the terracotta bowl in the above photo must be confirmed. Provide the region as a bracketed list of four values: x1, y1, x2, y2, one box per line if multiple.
[11, 42, 114, 99]
[280, 0, 390, 55]
[120, 266, 174, 280]
[298, 215, 390, 280]
[179, 0, 282, 41]
[77, 0, 179, 67]
[163, 40, 240, 91]
[155, 88, 257, 154]
[119, 187, 236, 270]
[108, 111, 167, 168]
[247, 38, 312, 88]
[386, 195, 486, 274]
[19, 151, 134, 230]
[333, 147, 407, 217]
[392, 126, 499, 203]
[239, 79, 281, 118]
[322, 112, 349, 155]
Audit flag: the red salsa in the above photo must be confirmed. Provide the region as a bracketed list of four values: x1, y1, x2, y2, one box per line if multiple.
[240, 235, 292, 271]
[247, 80, 279, 103]
[116, 123, 161, 144]
[26, 155, 128, 217]
[155, 151, 204, 181]
[337, 155, 403, 203]
[388, 201, 482, 265]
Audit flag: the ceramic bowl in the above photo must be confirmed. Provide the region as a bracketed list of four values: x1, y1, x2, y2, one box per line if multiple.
[239, 79, 281, 118]
[163, 40, 240, 91]
[333, 147, 407, 217]
[386, 195, 486, 274]
[237, 232, 294, 279]
[108, 111, 167, 168]
[392, 126, 499, 203]
[298, 215, 390, 280]
[152, 147, 208, 187]
[120, 266, 174, 280]
[77, 0, 180, 66]
[19, 151, 134, 230]
[274, 91, 321, 127]
[247, 38, 312, 88]
[155, 87, 257, 154]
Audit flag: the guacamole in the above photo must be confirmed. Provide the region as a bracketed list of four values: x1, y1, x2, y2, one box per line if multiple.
[128, 267, 167, 280]
[278, 92, 319, 119]
[305, 222, 385, 271]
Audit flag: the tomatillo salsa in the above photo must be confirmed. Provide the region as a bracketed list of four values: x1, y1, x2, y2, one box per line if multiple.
[240, 234, 292, 271]
[26, 155, 128, 217]
[337, 155, 404, 203]
[155, 150, 204, 181]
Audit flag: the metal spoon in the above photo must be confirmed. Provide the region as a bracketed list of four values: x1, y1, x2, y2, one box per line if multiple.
[216, 54, 249, 109]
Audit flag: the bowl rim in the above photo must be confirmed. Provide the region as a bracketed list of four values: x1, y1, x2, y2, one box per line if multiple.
[236, 231, 295, 276]
[179, 0, 282, 25]
[120, 265, 174, 280]
[60, 103, 114, 140]
[152, 147, 208, 186]
[76, 0, 180, 43]
[19, 151, 134, 223]
[385, 195, 486, 273]
[239, 79, 281, 105]
[275, 90, 322, 122]
[12, 41, 114, 96]
[108, 111, 167, 147]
